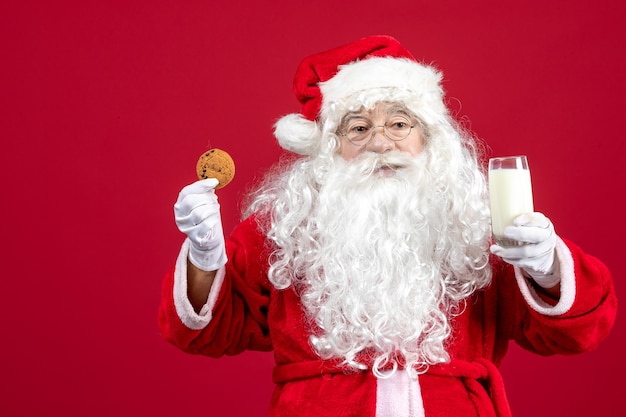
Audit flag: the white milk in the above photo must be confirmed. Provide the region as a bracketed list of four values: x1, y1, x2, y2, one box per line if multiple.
[488, 168, 534, 245]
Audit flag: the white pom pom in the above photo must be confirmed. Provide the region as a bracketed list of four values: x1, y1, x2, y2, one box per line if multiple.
[274, 113, 321, 155]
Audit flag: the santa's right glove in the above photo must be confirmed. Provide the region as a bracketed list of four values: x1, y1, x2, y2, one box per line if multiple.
[174, 178, 227, 271]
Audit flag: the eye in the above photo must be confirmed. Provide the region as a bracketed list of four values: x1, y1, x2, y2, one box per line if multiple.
[348, 123, 370, 133]
[387, 117, 411, 130]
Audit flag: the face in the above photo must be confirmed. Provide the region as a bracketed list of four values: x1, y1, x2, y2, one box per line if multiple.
[337, 102, 425, 160]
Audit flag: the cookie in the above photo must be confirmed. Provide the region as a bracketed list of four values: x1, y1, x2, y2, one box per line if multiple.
[196, 148, 235, 189]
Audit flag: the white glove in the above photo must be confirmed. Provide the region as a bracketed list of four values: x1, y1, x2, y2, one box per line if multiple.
[174, 178, 227, 271]
[490, 212, 560, 289]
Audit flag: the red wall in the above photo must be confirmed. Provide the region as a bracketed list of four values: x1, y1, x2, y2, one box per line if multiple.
[2, 1, 624, 415]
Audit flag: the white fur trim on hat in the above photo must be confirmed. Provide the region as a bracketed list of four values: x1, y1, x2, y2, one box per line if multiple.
[319, 57, 445, 123]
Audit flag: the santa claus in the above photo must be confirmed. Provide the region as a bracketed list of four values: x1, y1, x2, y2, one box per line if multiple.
[159, 35, 617, 416]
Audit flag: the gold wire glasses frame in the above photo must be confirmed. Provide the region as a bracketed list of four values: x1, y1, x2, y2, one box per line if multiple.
[338, 118, 416, 146]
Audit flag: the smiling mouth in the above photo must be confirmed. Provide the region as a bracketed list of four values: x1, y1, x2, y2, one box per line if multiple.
[373, 163, 404, 175]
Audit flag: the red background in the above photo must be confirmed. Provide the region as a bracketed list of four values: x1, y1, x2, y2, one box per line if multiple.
[1, 1, 624, 416]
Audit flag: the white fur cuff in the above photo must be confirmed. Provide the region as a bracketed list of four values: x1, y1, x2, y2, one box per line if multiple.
[514, 236, 576, 316]
[172, 239, 226, 330]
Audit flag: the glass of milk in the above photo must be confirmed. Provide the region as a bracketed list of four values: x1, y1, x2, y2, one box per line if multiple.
[488, 156, 534, 246]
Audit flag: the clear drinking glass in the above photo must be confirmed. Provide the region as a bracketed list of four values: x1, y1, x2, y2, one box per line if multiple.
[488, 155, 534, 246]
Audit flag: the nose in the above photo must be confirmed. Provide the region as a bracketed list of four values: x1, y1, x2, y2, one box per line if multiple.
[365, 126, 395, 153]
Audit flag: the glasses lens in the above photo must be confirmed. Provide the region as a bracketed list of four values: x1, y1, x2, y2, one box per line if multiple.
[346, 124, 371, 144]
[385, 117, 412, 141]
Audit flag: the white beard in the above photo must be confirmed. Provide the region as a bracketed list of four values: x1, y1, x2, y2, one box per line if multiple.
[301, 152, 457, 376]
[247, 147, 492, 378]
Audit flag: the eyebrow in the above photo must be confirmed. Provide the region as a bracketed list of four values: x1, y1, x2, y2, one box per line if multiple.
[340, 104, 415, 127]
[383, 104, 413, 118]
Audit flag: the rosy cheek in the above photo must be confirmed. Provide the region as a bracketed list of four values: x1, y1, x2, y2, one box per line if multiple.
[338, 143, 362, 160]
[339, 150, 358, 160]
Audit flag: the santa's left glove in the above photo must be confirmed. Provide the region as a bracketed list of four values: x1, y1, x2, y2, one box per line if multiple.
[490, 212, 560, 289]
[174, 178, 227, 272]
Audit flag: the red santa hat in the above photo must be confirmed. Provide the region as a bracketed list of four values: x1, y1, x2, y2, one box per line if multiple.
[275, 35, 447, 155]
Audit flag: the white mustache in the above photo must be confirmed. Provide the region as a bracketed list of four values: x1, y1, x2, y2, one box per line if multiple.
[350, 151, 419, 176]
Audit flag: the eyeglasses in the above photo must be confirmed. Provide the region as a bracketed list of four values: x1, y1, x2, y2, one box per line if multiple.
[338, 116, 416, 146]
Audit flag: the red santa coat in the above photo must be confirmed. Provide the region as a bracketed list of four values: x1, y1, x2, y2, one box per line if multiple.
[158, 215, 617, 417]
